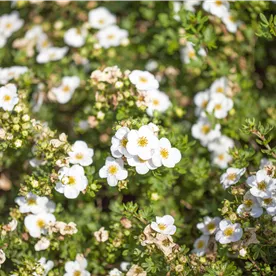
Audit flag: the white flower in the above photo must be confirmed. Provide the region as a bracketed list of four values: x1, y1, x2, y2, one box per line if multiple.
[88, 7, 116, 29]
[221, 12, 239, 33]
[147, 122, 159, 136]
[183, 0, 201, 12]
[0, 34, 7, 48]
[99, 157, 128, 186]
[55, 165, 88, 199]
[207, 93, 233, 119]
[257, 197, 276, 216]
[151, 138, 181, 168]
[194, 90, 210, 116]
[38, 257, 54, 276]
[260, 158, 273, 170]
[6, 219, 18, 231]
[210, 77, 230, 96]
[68, 140, 94, 166]
[192, 235, 209, 256]
[0, 66, 28, 85]
[64, 28, 87, 48]
[202, 0, 229, 18]
[126, 125, 159, 160]
[173, 2, 182, 21]
[96, 25, 128, 49]
[196, 216, 221, 235]
[191, 117, 221, 146]
[220, 167, 246, 189]
[212, 151, 232, 169]
[0, 83, 19, 111]
[0, 12, 24, 39]
[109, 268, 122, 276]
[0, 249, 6, 266]
[64, 254, 90, 276]
[34, 237, 50, 251]
[25, 25, 43, 41]
[246, 170, 276, 198]
[181, 42, 206, 64]
[180, 42, 196, 64]
[239, 248, 247, 257]
[24, 212, 56, 238]
[237, 191, 263, 218]
[36, 47, 68, 64]
[207, 135, 234, 153]
[127, 155, 157, 175]
[52, 76, 80, 104]
[150, 215, 176, 235]
[36, 33, 52, 52]
[111, 127, 132, 158]
[146, 90, 171, 117]
[145, 60, 158, 71]
[120, 262, 130, 272]
[215, 219, 243, 244]
[129, 70, 159, 91]
[15, 192, 55, 214]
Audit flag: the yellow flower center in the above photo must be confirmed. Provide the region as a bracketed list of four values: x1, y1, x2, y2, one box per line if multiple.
[188, 50, 196, 59]
[6, 23, 12, 29]
[207, 222, 216, 232]
[257, 181, 266, 191]
[197, 240, 205, 249]
[139, 76, 148, 83]
[152, 99, 160, 106]
[201, 100, 208, 108]
[49, 53, 56, 59]
[264, 198, 272, 205]
[160, 148, 169, 159]
[216, 87, 224, 93]
[215, 104, 222, 110]
[108, 165, 118, 175]
[218, 154, 225, 161]
[229, 16, 234, 22]
[137, 136, 148, 147]
[215, 0, 222, 6]
[68, 176, 76, 185]
[62, 85, 71, 93]
[75, 153, 83, 160]
[27, 198, 37, 205]
[227, 173, 236, 181]
[244, 199, 253, 208]
[135, 267, 144, 273]
[3, 95, 11, 102]
[36, 219, 45, 228]
[201, 125, 211, 134]
[98, 18, 105, 25]
[223, 227, 234, 237]
[74, 271, 81, 276]
[107, 34, 115, 40]
[158, 223, 167, 230]
[120, 137, 128, 148]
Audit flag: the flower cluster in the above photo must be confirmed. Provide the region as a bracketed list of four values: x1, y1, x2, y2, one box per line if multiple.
[0, 12, 24, 48]
[202, 0, 239, 33]
[129, 70, 171, 116]
[15, 192, 56, 240]
[89, 7, 128, 48]
[100, 123, 181, 186]
[0, 66, 28, 85]
[192, 77, 235, 168]
[221, 159, 276, 219]
[55, 140, 94, 199]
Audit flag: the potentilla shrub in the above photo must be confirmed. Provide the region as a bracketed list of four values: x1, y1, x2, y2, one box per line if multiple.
[0, 1, 276, 275]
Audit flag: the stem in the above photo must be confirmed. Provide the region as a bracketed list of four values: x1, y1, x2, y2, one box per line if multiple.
[251, 129, 276, 159]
